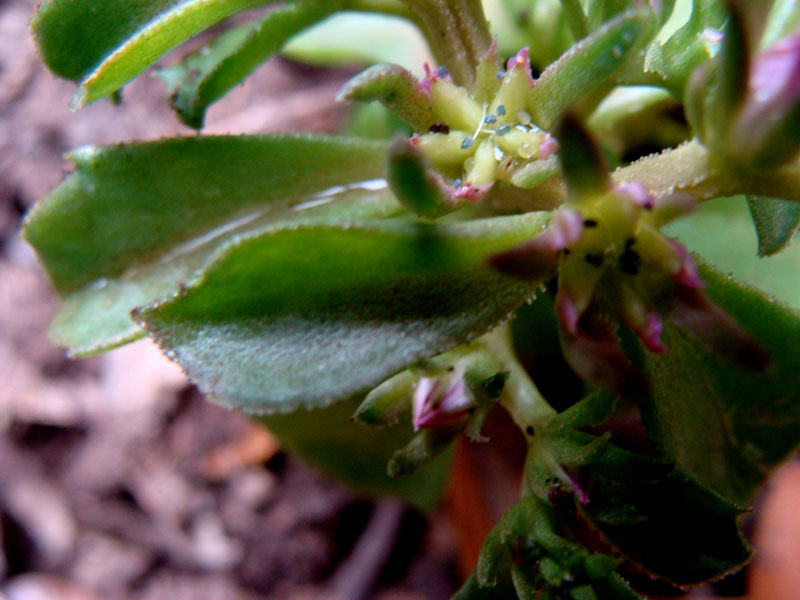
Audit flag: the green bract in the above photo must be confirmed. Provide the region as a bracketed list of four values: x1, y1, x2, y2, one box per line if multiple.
[22, 1, 800, 598]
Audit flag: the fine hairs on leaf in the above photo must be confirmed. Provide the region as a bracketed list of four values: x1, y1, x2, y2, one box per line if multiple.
[21, 0, 800, 598]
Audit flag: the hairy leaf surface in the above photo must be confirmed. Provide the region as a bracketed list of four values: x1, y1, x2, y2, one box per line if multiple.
[137, 214, 550, 413]
[638, 262, 800, 506]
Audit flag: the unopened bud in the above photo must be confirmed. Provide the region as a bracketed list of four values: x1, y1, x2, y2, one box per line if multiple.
[412, 368, 477, 431]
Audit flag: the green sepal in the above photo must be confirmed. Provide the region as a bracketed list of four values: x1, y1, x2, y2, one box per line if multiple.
[387, 136, 462, 218]
[338, 63, 436, 132]
[353, 341, 505, 427]
[555, 113, 610, 200]
[387, 426, 461, 477]
[260, 396, 453, 512]
[706, 2, 749, 146]
[645, 0, 727, 95]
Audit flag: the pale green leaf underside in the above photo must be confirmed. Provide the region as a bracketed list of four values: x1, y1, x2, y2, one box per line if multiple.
[281, 12, 433, 76]
[49, 187, 402, 357]
[138, 214, 549, 413]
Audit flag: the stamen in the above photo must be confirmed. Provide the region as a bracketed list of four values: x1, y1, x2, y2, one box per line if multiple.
[496, 125, 511, 136]
[461, 136, 474, 150]
[484, 114, 497, 124]
[497, 105, 507, 117]
[517, 110, 532, 125]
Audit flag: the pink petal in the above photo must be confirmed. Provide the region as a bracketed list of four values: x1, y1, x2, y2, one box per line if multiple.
[560, 311, 649, 401]
[668, 240, 704, 289]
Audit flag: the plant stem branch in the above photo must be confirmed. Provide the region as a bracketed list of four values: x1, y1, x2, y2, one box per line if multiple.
[484, 326, 557, 432]
[397, 0, 491, 88]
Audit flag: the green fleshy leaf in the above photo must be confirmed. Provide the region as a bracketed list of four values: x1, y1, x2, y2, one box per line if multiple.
[637, 260, 800, 507]
[22, 135, 391, 356]
[746, 195, 800, 256]
[158, 1, 339, 129]
[136, 214, 549, 413]
[53, 187, 400, 357]
[24, 135, 388, 295]
[282, 11, 432, 73]
[528, 9, 655, 128]
[32, 0, 273, 107]
[261, 396, 452, 511]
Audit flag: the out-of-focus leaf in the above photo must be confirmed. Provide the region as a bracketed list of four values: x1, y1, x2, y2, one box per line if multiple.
[22, 135, 391, 355]
[528, 10, 655, 128]
[665, 195, 800, 308]
[643, 0, 726, 94]
[762, 0, 800, 47]
[637, 260, 800, 506]
[261, 396, 452, 512]
[158, 1, 339, 129]
[483, 0, 573, 69]
[281, 12, 433, 75]
[746, 195, 800, 256]
[137, 214, 549, 413]
[32, 0, 272, 107]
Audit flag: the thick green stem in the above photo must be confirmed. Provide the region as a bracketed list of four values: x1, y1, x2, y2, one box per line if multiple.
[398, 0, 491, 88]
[484, 326, 557, 431]
[613, 139, 800, 203]
[491, 140, 800, 213]
[344, 0, 420, 22]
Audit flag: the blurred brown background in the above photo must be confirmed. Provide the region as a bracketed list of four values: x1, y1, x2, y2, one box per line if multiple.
[1, 0, 799, 598]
